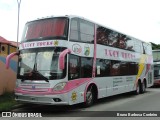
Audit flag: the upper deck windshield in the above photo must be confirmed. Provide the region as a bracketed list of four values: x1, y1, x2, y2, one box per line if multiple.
[21, 17, 69, 41]
[153, 51, 160, 62]
[17, 47, 66, 81]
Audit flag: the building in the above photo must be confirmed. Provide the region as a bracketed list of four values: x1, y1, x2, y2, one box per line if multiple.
[0, 36, 18, 95]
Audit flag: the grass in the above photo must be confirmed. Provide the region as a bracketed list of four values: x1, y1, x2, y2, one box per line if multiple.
[0, 93, 17, 111]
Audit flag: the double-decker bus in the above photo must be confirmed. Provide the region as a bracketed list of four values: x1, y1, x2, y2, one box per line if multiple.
[6, 16, 153, 107]
[153, 50, 160, 86]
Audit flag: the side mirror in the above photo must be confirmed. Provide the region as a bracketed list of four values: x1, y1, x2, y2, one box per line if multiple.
[6, 52, 19, 69]
[59, 49, 71, 70]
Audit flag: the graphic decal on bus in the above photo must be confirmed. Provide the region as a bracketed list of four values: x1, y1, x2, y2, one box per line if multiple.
[72, 44, 82, 54]
[54, 40, 59, 46]
[19, 40, 66, 50]
[84, 44, 90, 56]
[71, 91, 77, 102]
[136, 54, 147, 80]
[104, 48, 135, 60]
[145, 56, 152, 76]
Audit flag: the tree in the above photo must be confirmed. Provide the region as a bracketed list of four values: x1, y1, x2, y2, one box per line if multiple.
[150, 42, 160, 50]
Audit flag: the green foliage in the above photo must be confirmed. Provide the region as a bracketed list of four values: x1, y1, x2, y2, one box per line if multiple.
[0, 93, 17, 111]
[150, 42, 160, 50]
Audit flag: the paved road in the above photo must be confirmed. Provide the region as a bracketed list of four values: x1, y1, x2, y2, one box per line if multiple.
[1, 87, 160, 120]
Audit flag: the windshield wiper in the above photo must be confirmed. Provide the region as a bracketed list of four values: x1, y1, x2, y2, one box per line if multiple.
[21, 70, 49, 82]
[34, 70, 49, 82]
[34, 61, 49, 82]
[21, 62, 49, 82]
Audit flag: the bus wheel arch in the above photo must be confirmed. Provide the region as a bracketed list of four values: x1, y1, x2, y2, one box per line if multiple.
[83, 83, 98, 107]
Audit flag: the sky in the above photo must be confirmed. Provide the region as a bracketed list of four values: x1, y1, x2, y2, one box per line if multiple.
[0, 0, 160, 44]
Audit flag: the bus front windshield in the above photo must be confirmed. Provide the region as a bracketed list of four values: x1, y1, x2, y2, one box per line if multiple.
[153, 51, 160, 62]
[17, 47, 66, 81]
[21, 17, 68, 41]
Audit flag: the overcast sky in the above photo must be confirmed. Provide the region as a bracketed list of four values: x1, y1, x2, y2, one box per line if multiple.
[0, 0, 160, 44]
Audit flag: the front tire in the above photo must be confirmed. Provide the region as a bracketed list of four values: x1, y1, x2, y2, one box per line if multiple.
[84, 86, 94, 107]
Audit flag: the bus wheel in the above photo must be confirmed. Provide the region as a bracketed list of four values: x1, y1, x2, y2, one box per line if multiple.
[134, 81, 141, 95]
[84, 86, 94, 107]
[141, 81, 146, 93]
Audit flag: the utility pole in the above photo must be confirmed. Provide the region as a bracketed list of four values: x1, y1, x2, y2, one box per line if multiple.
[17, 0, 21, 51]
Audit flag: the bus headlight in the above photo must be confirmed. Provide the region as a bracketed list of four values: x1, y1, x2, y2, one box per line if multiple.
[53, 82, 66, 91]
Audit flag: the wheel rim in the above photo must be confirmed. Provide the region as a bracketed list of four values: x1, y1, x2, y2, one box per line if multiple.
[136, 85, 139, 93]
[86, 90, 93, 104]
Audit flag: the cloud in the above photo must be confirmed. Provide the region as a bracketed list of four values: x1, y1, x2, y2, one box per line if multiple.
[0, 0, 16, 11]
[0, 0, 160, 44]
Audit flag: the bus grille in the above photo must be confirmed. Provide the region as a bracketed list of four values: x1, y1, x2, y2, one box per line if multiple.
[20, 83, 50, 92]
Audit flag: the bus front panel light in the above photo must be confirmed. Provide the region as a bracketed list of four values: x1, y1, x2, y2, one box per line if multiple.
[53, 82, 66, 91]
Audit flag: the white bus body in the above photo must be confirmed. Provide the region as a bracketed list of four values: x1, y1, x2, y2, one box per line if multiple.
[6, 16, 154, 106]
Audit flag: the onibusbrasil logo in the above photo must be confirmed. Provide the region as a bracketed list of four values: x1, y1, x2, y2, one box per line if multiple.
[1, 112, 42, 118]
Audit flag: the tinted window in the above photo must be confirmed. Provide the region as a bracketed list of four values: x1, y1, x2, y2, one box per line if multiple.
[120, 62, 129, 75]
[128, 62, 138, 75]
[154, 65, 160, 79]
[134, 40, 143, 53]
[95, 59, 138, 77]
[97, 26, 119, 47]
[110, 61, 121, 76]
[97, 26, 111, 45]
[70, 18, 94, 43]
[68, 54, 93, 80]
[126, 37, 135, 51]
[143, 42, 152, 55]
[70, 19, 79, 41]
[117, 34, 134, 50]
[96, 59, 110, 77]
[22, 17, 68, 41]
[81, 57, 93, 78]
[80, 19, 94, 43]
[153, 51, 160, 62]
[68, 55, 80, 80]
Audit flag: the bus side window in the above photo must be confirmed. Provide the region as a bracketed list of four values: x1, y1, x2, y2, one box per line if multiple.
[134, 40, 143, 53]
[96, 59, 110, 77]
[68, 54, 80, 80]
[128, 62, 138, 75]
[110, 61, 121, 76]
[108, 31, 119, 47]
[97, 26, 109, 45]
[70, 18, 79, 41]
[120, 62, 129, 75]
[126, 37, 135, 51]
[81, 57, 93, 78]
[117, 34, 127, 49]
[80, 19, 94, 43]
